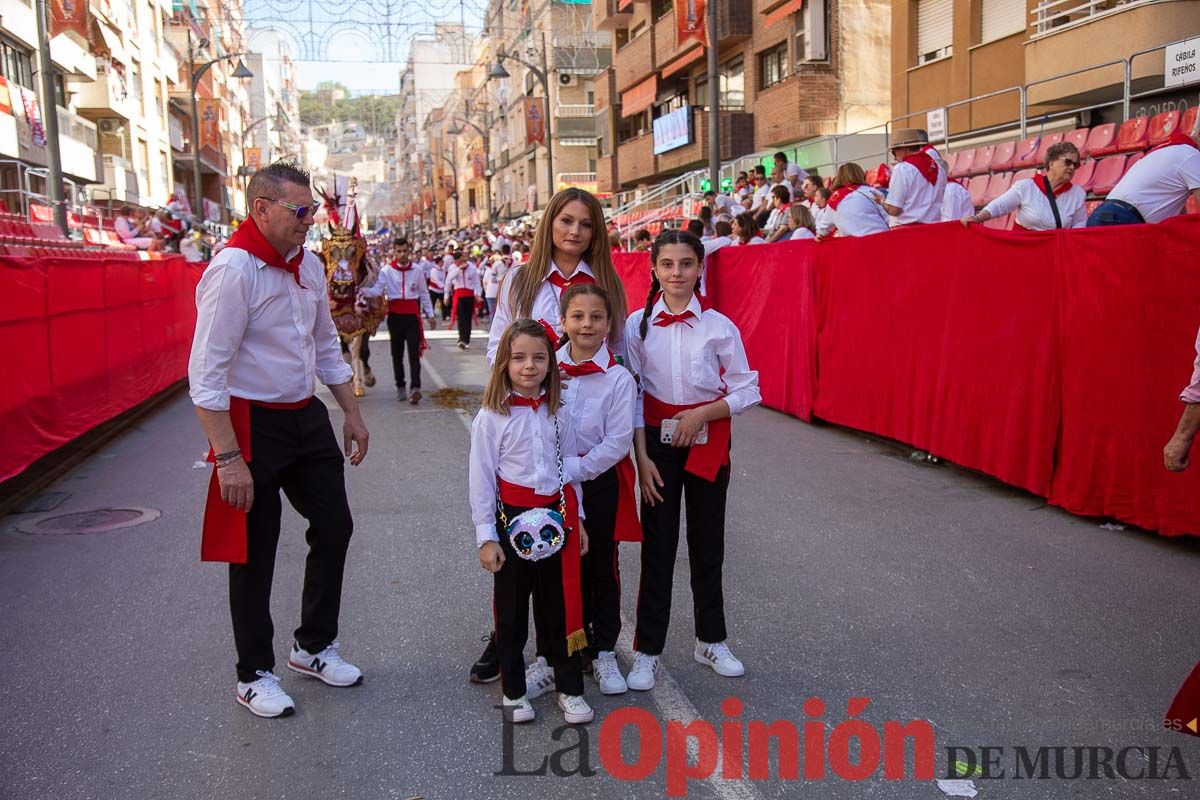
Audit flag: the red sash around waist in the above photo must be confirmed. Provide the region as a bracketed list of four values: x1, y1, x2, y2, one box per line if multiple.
[200, 396, 312, 563]
[496, 478, 587, 655]
[449, 288, 477, 323]
[613, 456, 644, 542]
[643, 393, 731, 482]
[388, 299, 420, 315]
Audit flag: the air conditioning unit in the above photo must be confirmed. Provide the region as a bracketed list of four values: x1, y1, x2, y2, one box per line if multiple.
[558, 73, 577, 88]
[98, 119, 119, 134]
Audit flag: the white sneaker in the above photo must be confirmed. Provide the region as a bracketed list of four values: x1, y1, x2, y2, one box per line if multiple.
[557, 693, 594, 724]
[525, 656, 556, 699]
[502, 694, 535, 724]
[627, 652, 660, 691]
[592, 651, 628, 695]
[694, 640, 745, 677]
[287, 641, 363, 687]
[235, 671, 295, 718]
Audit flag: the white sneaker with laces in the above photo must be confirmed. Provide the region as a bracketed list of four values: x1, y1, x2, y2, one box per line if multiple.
[557, 693, 594, 724]
[592, 651, 628, 695]
[626, 652, 660, 691]
[525, 656, 556, 699]
[503, 695, 536, 724]
[235, 671, 295, 718]
[694, 640, 745, 677]
[287, 641, 363, 687]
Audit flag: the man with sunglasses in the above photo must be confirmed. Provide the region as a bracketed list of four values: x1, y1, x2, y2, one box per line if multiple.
[189, 161, 371, 719]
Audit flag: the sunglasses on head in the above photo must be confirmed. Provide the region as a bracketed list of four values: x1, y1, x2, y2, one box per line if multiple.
[271, 199, 322, 219]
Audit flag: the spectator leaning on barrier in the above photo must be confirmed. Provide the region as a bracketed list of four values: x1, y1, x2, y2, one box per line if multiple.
[731, 211, 765, 245]
[812, 187, 833, 235]
[966, 142, 1087, 231]
[1165, 324, 1200, 472]
[827, 162, 891, 237]
[1088, 130, 1200, 226]
[879, 128, 947, 226]
[703, 220, 734, 256]
[940, 161, 975, 222]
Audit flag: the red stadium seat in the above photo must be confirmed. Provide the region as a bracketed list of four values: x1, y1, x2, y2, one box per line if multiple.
[943, 151, 959, 176]
[1126, 151, 1145, 171]
[1012, 168, 1037, 185]
[1114, 116, 1150, 153]
[990, 140, 1017, 171]
[1012, 136, 1042, 169]
[969, 145, 995, 176]
[1071, 159, 1097, 192]
[1085, 200, 1102, 216]
[983, 171, 1013, 204]
[1086, 123, 1119, 157]
[1090, 155, 1128, 196]
[1183, 106, 1199, 138]
[1187, 194, 1200, 215]
[950, 149, 975, 179]
[967, 174, 990, 208]
[1148, 111, 1182, 147]
[1064, 127, 1090, 158]
[1031, 132, 1065, 167]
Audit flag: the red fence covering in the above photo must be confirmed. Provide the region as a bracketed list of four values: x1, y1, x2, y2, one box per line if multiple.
[614, 215, 1200, 536]
[0, 255, 203, 482]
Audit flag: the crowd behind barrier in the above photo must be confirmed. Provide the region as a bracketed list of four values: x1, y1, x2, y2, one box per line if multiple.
[614, 215, 1200, 537]
[0, 255, 204, 483]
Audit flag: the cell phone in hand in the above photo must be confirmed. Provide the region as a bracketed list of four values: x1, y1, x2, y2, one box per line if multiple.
[660, 419, 708, 445]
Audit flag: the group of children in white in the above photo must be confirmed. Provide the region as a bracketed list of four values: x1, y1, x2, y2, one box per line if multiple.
[468, 188, 761, 726]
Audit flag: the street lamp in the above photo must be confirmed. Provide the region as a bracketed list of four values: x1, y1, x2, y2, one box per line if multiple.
[186, 26, 254, 223]
[425, 152, 460, 229]
[488, 33, 555, 210]
[446, 114, 494, 223]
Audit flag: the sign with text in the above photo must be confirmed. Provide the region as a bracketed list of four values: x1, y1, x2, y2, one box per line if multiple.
[926, 107, 947, 143]
[1165, 37, 1200, 89]
[653, 106, 693, 155]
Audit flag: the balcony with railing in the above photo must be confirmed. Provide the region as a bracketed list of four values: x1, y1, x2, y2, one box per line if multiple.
[593, 0, 634, 32]
[553, 32, 614, 75]
[57, 108, 100, 183]
[1032, 0, 1158, 38]
[100, 155, 140, 205]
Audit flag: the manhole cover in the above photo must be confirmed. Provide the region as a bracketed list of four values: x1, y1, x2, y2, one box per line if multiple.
[15, 507, 161, 535]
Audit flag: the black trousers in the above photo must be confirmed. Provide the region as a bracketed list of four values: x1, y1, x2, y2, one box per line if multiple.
[432, 290, 450, 320]
[339, 332, 370, 369]
[455, 296, 474, 345]
[634, 429, 730, 656]
[582, 467, 621, 654]
[493, 504, 584, 700]
[230, 400, 354, 683]
[385, 312, 422, 389]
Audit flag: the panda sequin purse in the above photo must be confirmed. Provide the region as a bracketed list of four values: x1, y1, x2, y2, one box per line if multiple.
[498, 415, 569, 561]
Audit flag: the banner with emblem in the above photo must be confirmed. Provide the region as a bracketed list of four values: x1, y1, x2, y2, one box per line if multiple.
[523, 97, 545, 145]
[676, 0, 709, 49]
[50, 0, 91, 40]
[470, 147, 485, 179]
[198, 98, 220, 150]
[244, 147, 262, 171]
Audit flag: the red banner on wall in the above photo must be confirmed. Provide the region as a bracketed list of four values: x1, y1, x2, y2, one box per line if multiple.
[470, 147, 485, 180]
[50, 0, 91, 39]
[676, 0, 709, 48]
[524, 97, 546, 145]
[198, 98, 220, 150]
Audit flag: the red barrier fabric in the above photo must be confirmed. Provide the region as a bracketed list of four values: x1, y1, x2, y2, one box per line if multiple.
[1049, 215, 1200, 536]
[0, 255, 203, 482]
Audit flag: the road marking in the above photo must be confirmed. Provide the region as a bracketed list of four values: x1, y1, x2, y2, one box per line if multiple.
[425, 343, 765, 800]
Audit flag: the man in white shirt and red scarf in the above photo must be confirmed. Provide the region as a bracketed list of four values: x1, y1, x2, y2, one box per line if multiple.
[188, 161, 371, 719]
[878, 128, 947, 226]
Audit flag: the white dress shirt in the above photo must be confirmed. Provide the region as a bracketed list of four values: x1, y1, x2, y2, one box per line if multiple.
[469, 398, 585, 547]
[982, 177, 1087, 230]
[487, 260, 601, 364]
[188, 245, 352, 411]
[790, 227, 816, 240]
[622, 295, 761, 428]
[556, 341, 637, 483]
[750, 183, 772, 213]
[359, 261, 435, 316]
[941, 181, 976, 222]
[1108, 144, 1200, 223]
[812, 205, 834, 236]
[886, 154, 947, 226]
[483, 259, 509, 299]
[447, 262, 482, 294]
[427, 264, 446, 292]
[829, 186, 890, 237]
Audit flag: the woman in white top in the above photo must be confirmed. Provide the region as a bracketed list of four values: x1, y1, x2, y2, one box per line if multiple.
[826, 162, 891, 237]
[787, 204, 817, 240]
[964, 142, 1086, 230]
[730, 211, 765, 245]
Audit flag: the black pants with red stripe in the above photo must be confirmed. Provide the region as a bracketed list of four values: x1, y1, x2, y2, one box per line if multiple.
[385, 312, 421, 390]
[493, 504, 584, 700]
[634, 429, 730, 656]
[581, 467, 621, 654]
[230, 400, 354, 683]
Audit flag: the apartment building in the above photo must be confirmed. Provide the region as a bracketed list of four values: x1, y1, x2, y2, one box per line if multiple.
[594, 0, 890, 196]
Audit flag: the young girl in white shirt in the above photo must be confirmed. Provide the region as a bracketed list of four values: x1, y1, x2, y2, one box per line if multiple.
[622, 230, 761, 691]
[469, 319, 592, 725]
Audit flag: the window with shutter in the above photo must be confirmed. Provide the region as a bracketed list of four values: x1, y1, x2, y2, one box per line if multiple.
[981, 0, 1026, 43]
[916, 0, 953, 65]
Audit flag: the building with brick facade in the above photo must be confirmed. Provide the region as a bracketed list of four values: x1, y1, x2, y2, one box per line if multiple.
[594, 0, 890, 197]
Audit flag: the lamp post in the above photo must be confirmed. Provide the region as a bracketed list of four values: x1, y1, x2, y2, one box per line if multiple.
[427, 152, 460, 229]
[446, 113, 493, 223]
[489, 32, 555, 209]
[186, 26, 253, 223]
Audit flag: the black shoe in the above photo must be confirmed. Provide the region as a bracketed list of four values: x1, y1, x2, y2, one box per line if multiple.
[469, 632, 500, 684]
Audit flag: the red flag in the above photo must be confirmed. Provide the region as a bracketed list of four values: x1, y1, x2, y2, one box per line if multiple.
[50, 0, 90, 40]
[676, 0, 708, 48]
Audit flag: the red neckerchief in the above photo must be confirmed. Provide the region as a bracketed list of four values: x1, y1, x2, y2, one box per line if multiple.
[652, 290, 712, 313]
[828, 184, 861, 210]
[226, 217, 305, 287]
[509, 393, 545, 411]
[547, 269, 596, 291]
[902, 144, 940, 185]
[1038, 174, 1074, 197]
[560, 351, 617, 377]
[390, 260, 414, 272]
[1150, 132, 1199, 153]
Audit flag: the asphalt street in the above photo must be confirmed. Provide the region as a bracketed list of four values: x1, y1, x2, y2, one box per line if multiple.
[3, 320, 1200, 800]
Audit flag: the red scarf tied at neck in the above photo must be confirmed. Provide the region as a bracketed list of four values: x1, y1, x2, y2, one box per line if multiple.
[226, 217, 306, 288]
[827, 184, 861, 210]
[902, 144, 941, 186]
[1150, 132, 1199, 153]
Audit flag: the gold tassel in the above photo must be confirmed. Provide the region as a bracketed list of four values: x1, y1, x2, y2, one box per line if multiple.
[566, 628, 589, 656]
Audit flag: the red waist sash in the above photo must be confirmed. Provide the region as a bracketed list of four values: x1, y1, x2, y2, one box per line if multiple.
[497, 478, 586, 655]
[449, 288, 477, 323]
[613, 456, 644, 542]
[200, 396, 311, 563]
[643, 393, 731, 482]
[388, 298, 420, 314]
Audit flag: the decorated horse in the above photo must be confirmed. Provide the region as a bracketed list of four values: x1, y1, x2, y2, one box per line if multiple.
[319, 178, 386, 397]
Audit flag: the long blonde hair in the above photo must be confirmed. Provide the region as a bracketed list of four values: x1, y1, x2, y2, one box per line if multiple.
[481, 319, 562, 414]
[508, 188, 627, 344]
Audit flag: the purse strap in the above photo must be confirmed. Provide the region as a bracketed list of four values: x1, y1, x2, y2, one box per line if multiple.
[496, 409, 569, 527]
[1038, 175, 1063, 229]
